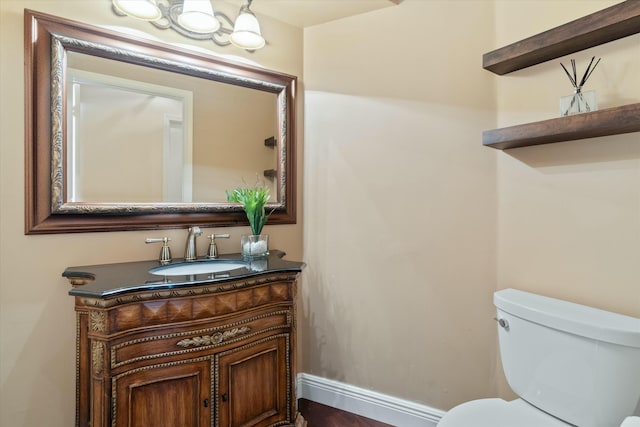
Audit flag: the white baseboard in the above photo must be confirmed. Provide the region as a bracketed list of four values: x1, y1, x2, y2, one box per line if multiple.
[297, 373, 446, 427]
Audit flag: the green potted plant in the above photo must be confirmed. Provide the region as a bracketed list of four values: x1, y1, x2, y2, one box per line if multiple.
[226, 184, 271, 257]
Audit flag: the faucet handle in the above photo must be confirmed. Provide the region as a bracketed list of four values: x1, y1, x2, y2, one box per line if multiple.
[145, 237, 172, 264]
[209, 234, 230, 239]
[206, 234, 230, 259]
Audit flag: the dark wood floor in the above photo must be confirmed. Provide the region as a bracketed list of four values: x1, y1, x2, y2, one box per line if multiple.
[298, 399, 394, 427]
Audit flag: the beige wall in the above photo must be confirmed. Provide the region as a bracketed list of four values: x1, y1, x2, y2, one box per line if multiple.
[302, 0, 639, 413]
[0, 2, 302, 426]
[302, 0, 498, 411]
[493, 0, 640, 397]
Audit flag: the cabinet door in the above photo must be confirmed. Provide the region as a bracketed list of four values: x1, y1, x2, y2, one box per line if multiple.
[113, 359, 211, 427]
[217, 335, 290, 427]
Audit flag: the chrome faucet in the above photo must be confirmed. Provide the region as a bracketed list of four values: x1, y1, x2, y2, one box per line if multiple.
[184, 226, 202, 261]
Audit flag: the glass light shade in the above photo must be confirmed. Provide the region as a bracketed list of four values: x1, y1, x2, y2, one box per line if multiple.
[178, 0, 220, 34]
[112, 0, 162, 21]
[230, 7, 265, 50]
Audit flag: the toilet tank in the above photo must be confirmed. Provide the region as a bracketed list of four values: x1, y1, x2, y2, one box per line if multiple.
[494, 288, 640, 427]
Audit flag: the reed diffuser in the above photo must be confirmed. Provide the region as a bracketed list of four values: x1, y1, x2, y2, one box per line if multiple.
[560, 56, 600, 116]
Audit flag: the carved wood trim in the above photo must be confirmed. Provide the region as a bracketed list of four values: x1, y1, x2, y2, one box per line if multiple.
[69, 276, 93, 286]
[89, 311, 106, 332]
[76, 314, 80, 427]
[111, 309, 291, 369]
[78, 274, 297, 308]
[91, 341, 105, 375]
[176, 326, 251, 348]
[75, 311, 89, 427]
[95, 283, 293, 334]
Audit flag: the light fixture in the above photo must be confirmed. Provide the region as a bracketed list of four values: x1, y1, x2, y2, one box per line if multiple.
[112, 0, 162, 21]
[111, 0, 265, 51]
[230, 0, 265, 50]
[178, 0, 220, 34]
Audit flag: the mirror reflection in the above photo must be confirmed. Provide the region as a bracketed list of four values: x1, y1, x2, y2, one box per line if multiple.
[66, 52, 278, 204]
[24, 9, 296, 233]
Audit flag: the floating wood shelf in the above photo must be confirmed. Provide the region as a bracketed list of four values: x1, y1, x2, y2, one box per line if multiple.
[482, 1, 640, 149]
[483, 0, 640, 75]
[483, 103, 640, 150]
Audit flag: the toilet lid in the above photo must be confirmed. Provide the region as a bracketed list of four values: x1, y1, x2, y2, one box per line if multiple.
[438, 398, 571, 427]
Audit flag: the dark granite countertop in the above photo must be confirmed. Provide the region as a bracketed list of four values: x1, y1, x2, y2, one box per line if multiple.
[65, 250, 304, 299]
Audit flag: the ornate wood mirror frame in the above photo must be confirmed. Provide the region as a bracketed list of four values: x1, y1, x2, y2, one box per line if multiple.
[24, 9, 296, 234]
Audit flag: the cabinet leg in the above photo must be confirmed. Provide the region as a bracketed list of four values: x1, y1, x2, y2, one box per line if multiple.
[294, 412, 307, 427]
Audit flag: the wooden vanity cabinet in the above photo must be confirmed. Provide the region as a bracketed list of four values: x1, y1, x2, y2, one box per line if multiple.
[71, 272, 301, 427]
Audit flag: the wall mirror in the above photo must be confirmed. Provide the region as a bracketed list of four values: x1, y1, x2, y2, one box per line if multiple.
[24, 9, 296, 234]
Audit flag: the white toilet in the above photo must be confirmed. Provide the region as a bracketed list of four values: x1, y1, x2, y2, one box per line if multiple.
[438, 288, 640, 427]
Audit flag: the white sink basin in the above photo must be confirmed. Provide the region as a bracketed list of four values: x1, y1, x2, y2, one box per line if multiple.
[149, 261, 246, 276]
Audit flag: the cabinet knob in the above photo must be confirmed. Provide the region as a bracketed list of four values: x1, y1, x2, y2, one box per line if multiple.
[221, 393, 228, 402]
[204, 398, 208, 408]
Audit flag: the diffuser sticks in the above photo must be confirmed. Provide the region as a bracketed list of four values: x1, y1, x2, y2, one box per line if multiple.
[559, 56, 600, 116]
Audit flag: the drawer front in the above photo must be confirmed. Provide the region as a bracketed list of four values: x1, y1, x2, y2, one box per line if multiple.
[103, 281, 293, 334]
[111, 308, 291, 370]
